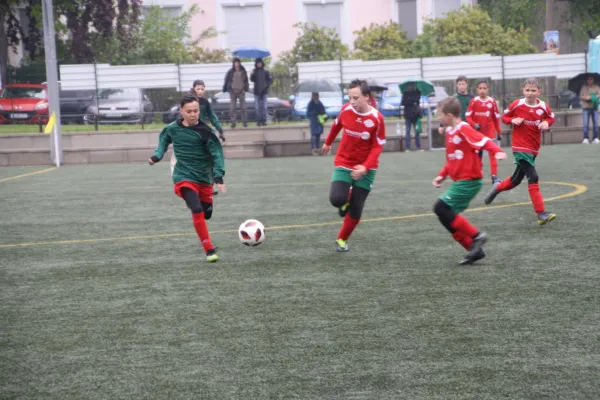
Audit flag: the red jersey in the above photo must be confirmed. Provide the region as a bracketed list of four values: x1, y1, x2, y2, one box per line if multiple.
[465, 96, 501, 139]
[438, 122, 502, 181]
[501, 98, 555, 156]
[325, 104, 386, 170]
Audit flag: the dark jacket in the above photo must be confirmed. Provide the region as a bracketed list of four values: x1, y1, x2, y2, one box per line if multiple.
[307, 99, 326, 135]
[250, 58, 273, 96]
[401, 89, 422, 121]
[222, 58, 249, 93]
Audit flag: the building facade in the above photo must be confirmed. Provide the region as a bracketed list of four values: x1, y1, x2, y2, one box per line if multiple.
[147, 0, 476, 59]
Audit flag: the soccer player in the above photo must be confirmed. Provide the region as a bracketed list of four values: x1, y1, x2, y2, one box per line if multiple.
[484, 78, 556, 225]
[438, 75, 474, 134]
[433, 97, 506, 265]
[149, 94, 226, 263]
[190, 79, 226, 142]
[321, 79, 386, 252]
[465, 80, 502, 184]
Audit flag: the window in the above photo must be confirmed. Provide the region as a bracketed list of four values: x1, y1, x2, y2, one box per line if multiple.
[305, 3, 342, 36]
[141, 5, 182, 19]
[1, 87, 46, 99]
[397, 0, 418, 39]
[433, 0, 462, 19]
[223, 5, 264, 49]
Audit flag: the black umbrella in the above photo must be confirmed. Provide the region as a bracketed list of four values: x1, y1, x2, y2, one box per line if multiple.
[365, 78, 387, 92]
[294, 79, 341, 93]
[568, 73, 600, 95]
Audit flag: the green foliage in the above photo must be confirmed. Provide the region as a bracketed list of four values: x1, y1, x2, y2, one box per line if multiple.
[478, 0, 544, 31]
[280, 22, 349, 74]
[568, 0, 600, 40]
[352, 21, 411, 61]
[414, 6, 537, 57]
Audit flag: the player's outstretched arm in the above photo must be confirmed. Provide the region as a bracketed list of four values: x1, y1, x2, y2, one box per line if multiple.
[149, 127, 172, 165]
[208, 135, 226, 192]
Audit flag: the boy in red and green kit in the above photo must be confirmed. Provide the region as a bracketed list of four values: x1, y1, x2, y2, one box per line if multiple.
[484, 78, 556, 225]
[433, 97, 506, 265]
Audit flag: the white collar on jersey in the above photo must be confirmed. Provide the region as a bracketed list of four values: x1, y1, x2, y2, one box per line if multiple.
[517, 98, 546, 109]
[348, 104, 376, 117]
[446, 121, 469, 135]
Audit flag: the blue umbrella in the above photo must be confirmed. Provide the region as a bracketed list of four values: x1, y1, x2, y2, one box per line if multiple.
[233, 46, 271, 59]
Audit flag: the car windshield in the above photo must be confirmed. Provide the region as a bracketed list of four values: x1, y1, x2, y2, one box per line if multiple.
[0, 87, 46, 99]
[98, 89, 140, 100]
[384, 85, 401, 97]
[296, 91, 340, 98]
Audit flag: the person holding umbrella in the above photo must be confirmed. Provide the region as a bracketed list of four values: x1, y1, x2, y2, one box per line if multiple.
[579, 74, 600, 144]
[400, 81, 424, 151]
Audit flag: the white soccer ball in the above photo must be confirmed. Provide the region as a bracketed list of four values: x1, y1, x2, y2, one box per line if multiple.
[238, 219, 266, 246]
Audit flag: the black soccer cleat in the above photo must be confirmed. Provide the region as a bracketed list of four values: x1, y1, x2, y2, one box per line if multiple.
[459, 248, 486, 265]
[338, 202, 350, 218]
[484, 183, 500, 205]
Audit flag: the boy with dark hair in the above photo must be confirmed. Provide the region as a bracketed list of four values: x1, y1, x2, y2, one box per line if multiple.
[433, 97, 506, 265]
[484, 78, 556, 225]
[438, 76, 474, 134]
[149, 94, 226, 263]
[322, 79, 386, 252]
[465, 80, 502, 184]
[191, 79, 225, 142]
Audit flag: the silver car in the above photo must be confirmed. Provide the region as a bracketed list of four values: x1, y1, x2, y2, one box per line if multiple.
[84, 88, 153, 124]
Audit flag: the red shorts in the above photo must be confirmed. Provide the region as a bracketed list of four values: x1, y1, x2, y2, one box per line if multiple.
[174, 181, 213, 203]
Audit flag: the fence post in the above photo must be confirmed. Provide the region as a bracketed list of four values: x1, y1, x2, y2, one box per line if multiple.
[419, 57, 424, 79]
[501, 54, 507, 110]
[584, 49, 588, 73]
[93, 61, 99, 132]
[339, 56, 344, 105]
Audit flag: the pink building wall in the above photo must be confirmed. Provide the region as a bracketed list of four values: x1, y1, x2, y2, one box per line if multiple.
[188, 0, 474, 60]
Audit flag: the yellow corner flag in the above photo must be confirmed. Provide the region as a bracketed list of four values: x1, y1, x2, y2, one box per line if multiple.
[44, 112, 56, 134]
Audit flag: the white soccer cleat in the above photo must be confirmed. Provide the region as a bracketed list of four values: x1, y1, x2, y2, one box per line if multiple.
[583, 138, 589, 144]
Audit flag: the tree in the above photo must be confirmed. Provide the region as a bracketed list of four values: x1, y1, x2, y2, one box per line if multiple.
[280, 22, 349, 74]
[478, 0, 545, 31]
[352, 21, 411, 60]
[566, 0, 600, 40]
[413, 6, 537, 57]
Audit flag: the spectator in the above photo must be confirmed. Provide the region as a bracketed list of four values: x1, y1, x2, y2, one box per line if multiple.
[401, 83, 423, 151]
[222, 57, 249, 128]
[579, 75, 600, 144]
[250, 58, 273, 126]
[306, 92, 326, 155]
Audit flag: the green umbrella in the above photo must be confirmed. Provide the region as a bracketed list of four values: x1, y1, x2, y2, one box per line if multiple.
[399, 78, 435, 96]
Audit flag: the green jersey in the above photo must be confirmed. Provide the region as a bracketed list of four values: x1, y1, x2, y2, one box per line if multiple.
[199, 97, 223, 134]
[455, 93, 474, 121]
[153, 120, 225, 185]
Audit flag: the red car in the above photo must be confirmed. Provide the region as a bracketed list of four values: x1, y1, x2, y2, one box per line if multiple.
[0, 83, 49, 124]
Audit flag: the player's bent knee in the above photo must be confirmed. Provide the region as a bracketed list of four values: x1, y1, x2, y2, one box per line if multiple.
[329, 193, 347, 208]
[202, 202, 213, 220]
[190, 205, 204, 214]
[527, 173, 539, 185]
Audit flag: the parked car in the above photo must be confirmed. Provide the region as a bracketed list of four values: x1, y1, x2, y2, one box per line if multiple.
[0, 83, 49, 124]
[162, 92, 291, 124]
[289, 79, 346, 120]
[84, 88, 153, 124]
[556, 89, 582, 109]
[378, 84, 449, 117]
[59, 88, 95, 123]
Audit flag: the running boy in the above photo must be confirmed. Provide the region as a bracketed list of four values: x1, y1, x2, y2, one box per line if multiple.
[465, 80, 502, 184]
[149, 94, 226, 263]
[484, 78, 556, 225]
[322, 79, 386, 252]
[191, 79, 225, 142]
[433, 97, 506, 265]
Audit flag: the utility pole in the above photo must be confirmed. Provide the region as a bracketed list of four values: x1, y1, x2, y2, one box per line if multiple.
[545, 0, 555, 32]
[41, 0, 63, 166]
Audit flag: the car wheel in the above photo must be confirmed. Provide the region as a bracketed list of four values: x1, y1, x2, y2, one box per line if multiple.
[266, 110, 276, 123]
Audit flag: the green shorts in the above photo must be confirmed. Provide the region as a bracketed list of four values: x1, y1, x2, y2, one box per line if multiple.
[513, 151, 536, 166]
[440, 179, 483, 213]
[332, 167, 377, 191]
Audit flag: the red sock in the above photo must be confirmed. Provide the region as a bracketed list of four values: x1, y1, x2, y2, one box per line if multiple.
[528, 183, 545, 213]
[452, 231, 473, 250]
[450, 215, 478, 238]
[489, 152, 498, 176]
[338, 214, 360, 241]
[192, 212, 214, 253]
[497, 177, 515, 192]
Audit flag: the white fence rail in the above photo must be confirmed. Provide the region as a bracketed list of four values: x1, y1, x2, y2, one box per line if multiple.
[59, 52, 587, 91]
[298, 52, 587, 84]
